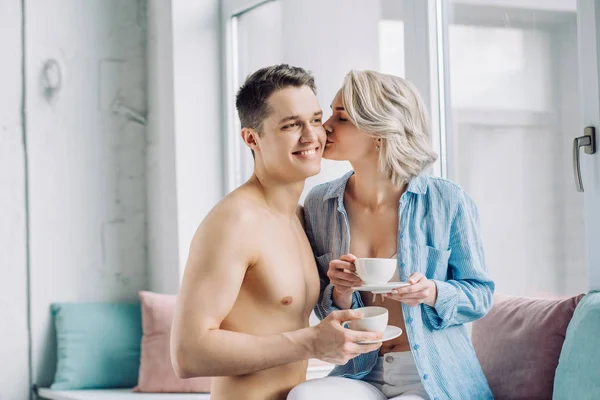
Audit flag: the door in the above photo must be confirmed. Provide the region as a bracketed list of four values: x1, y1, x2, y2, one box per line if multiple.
[221, 0, 600, 295]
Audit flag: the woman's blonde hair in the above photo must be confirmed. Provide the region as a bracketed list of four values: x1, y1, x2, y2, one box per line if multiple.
[341, 70, 438, 187]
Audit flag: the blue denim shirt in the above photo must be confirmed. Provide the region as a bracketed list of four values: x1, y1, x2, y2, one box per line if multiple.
[303, 171, 494, 400]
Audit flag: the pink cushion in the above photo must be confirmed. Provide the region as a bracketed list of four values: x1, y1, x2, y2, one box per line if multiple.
[134, 291, 211, 393]
[472, 293, 584, 400]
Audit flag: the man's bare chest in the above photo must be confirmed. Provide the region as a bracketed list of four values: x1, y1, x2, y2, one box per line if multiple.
[242, 224, 320, 312]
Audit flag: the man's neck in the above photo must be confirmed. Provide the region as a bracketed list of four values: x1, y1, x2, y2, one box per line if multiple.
[248, 172, 304, 217]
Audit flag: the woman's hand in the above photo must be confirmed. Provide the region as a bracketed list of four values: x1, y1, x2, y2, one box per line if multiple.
[328, 254, 362, 308]
[383, 272, 437, 307]
[328, 253, 362, 294]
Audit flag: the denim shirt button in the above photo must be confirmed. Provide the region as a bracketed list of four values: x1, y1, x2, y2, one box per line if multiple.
[400, 233, 404, 239]
[406, 317, 413, 324]
[423, 374, 429, 380]
[400, 262, 406, 268]
[413, 344, 420, 350]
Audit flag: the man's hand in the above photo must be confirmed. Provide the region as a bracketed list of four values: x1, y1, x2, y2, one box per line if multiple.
[382, 272, 437, 307]
[307, 309, 383, 365]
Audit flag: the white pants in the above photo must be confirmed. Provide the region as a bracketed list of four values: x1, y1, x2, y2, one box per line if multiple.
[288, 352, 429, 400]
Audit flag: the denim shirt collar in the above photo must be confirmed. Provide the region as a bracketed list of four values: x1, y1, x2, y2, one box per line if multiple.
[322, 171, 429, 209]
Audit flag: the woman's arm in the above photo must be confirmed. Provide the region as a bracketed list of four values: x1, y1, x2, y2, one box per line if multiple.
[316, 282, 365, 319]
[422, 191, 495, 330]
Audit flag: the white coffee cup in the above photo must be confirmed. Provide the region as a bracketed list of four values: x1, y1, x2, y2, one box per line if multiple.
[344, 306, 388, 333]
[355, 258, 397, 284]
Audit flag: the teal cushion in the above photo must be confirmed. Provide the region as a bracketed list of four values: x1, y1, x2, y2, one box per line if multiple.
[50, 302, 142, 389]
[553, 291, 600, 400]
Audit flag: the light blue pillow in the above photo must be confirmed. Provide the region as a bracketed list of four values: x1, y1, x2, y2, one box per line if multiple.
[50, 302, 142, 389]
[553, 291, 600, 400]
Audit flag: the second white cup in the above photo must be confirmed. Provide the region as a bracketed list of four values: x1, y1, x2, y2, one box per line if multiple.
[344, 306, 388, 333]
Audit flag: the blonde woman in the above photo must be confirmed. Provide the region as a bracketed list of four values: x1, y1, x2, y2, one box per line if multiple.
[289, 71, 494, 400]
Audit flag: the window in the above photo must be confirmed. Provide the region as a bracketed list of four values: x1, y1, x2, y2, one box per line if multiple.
[225, 0, 585, 298]
[231, 0, 283, 186]
[444, 1, 585, 296]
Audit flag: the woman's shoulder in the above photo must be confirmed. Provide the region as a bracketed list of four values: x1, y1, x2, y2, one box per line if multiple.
[418, 175, 476, 209]
[304, 181, 330, 204]
[426, 175, 462, 192]
[304, 172, 352, 207]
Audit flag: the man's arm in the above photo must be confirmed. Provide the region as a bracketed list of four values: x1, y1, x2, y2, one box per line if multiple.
[170, 203, 383, 378]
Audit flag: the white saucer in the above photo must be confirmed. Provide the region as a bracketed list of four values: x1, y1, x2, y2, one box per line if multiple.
[358, 325, 403, 344]
[352, 282, 410, 294]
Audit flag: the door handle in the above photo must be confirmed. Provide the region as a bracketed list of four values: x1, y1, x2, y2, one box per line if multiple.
[573, 126, 596, 192]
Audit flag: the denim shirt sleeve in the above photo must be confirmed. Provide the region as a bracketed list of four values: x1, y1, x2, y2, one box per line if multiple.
[303, 189, 364, 321]
[315, 283, 364, 320]
[422, 191, 495, 330]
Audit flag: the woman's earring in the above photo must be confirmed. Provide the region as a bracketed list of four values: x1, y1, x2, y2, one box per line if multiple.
[376, 145, 380, 151]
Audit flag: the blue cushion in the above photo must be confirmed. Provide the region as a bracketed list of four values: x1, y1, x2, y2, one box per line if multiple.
[50, 302, 142, 389]
[553, 291, 600, 400]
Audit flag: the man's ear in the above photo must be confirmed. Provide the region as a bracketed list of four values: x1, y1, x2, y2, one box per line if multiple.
[241, 127, 260, 152]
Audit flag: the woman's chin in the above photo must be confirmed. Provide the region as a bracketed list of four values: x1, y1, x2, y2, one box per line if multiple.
[323, 155, 346, 162]
[323, 146, 341, 161]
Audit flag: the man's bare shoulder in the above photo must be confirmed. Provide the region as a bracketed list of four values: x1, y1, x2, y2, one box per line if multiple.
[184, 185, 267, 276]
[196, 184, 267, 238]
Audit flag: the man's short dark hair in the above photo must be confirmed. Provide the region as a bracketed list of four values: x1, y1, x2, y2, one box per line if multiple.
[235, 64, 317, 135]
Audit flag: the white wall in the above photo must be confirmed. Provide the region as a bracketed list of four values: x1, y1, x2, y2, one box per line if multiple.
[146, 0, 223, 288]
[146, 0, 180, 295]
[25, 0, 148, 387]
[171, 0, 223, 279]
[0, 2, 30, 399]
[0, 1, 224, 393]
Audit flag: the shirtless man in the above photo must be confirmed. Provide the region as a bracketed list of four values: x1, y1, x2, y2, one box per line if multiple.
[170, 65, 384, 400]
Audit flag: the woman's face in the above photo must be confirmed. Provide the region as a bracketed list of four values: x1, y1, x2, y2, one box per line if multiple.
[323, 90, 377, 162]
